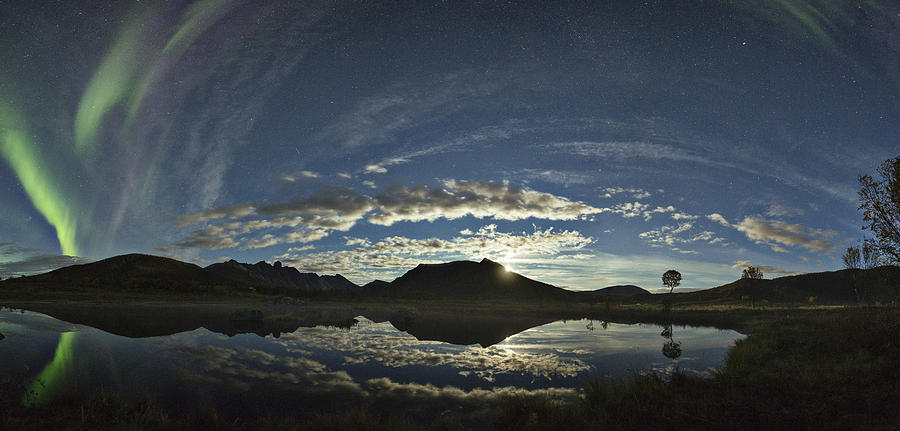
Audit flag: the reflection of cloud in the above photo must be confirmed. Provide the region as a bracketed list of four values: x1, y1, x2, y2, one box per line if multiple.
[274, 320, 591, 381]
[367, 377, 577, 403]
[165, 343, 365, 394]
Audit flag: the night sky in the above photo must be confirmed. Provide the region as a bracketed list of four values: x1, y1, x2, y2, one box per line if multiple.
[1, 0, 899, 291]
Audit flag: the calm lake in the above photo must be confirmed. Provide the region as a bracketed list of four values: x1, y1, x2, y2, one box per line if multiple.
[0, 303, 743, 419]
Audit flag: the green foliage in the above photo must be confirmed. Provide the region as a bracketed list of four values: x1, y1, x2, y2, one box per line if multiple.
[741, 266, 764, 279]
[662, 269, 681, 293]
[858, 157, 900, 264]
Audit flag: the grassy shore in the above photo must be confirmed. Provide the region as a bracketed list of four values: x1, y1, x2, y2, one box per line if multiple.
[2, 307, 898, 430]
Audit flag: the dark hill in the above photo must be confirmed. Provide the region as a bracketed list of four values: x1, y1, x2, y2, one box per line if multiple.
[585, 285, 651, 297]
[669, 266, 900, 304]
[368, 258, 575, 301]
[18, 254, 218, 289]
[363, 280, 389, 289]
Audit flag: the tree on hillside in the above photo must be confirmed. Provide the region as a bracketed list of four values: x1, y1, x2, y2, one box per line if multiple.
[741, 266, 764, 279]
[861, 239, 881, 269]
[842, 247, 861, 269]
[844, 240, 881, 270]
[858, 157, 900, 264]
[661, 269, 681, 293]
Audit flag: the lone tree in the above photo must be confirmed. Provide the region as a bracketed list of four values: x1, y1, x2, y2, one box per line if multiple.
[741, 266, 764, 279]
[661, 269, 682, 294]
[858, 157, 900, 264]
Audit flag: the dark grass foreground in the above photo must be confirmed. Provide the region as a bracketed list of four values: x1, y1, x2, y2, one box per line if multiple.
[3, 309, 899, 430]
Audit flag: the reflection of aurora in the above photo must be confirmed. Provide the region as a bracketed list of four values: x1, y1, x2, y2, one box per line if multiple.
[24, 332, 77, 406]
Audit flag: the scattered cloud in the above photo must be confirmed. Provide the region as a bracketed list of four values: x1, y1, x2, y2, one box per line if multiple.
[0, 242, 37, 256]
[551, 141, 721, 167]
[368, 180, 603, 226]
[0, 253, 89, 277]
[314, 71, 503, 150]
[166, 181, 601, 252]
[671, 212, 698, 221]
[517, 169, 595, 186]
[731, 260, 805, 276]
[280, 170, 320, 182]
[638, 223, 725, 251]
[600, 187, 656, 199]
[363, 164, 388, 174]
[765, 202, 805, 218]
[171, 225, 242, 250]
[601, 202, 675, 221]
[734, 217, 839, 253]
[276, 224, 593, 279]
[706, 213, 731, 227]
[174, 204, 256, 227]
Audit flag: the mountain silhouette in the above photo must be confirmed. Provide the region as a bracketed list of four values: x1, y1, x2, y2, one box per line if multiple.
[3, 254, 358, 294]
[364, 258, 576, 301]
[205, 259, 359, 293]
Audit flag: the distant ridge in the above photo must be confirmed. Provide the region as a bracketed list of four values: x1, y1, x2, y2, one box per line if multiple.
[670, 266, 900, 304]
[3, 254, 359, 295]
[205, 259, 359, 293]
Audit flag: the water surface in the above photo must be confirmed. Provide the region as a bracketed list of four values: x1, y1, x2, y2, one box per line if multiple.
[0, 305, 743, 418]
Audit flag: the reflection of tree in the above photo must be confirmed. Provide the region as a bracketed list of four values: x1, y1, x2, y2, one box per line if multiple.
[585, 320, 609, 331]
[660, 324, 682, 360]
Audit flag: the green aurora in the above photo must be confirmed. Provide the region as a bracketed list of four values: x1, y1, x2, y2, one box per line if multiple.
[0, 101, 79, 256]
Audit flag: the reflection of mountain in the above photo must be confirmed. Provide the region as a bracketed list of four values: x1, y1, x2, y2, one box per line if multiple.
[365, 309, 560, 347]
[367, 258, 576, 302]
[9, 302, 360, 338]
[8, 301, 564, 347]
